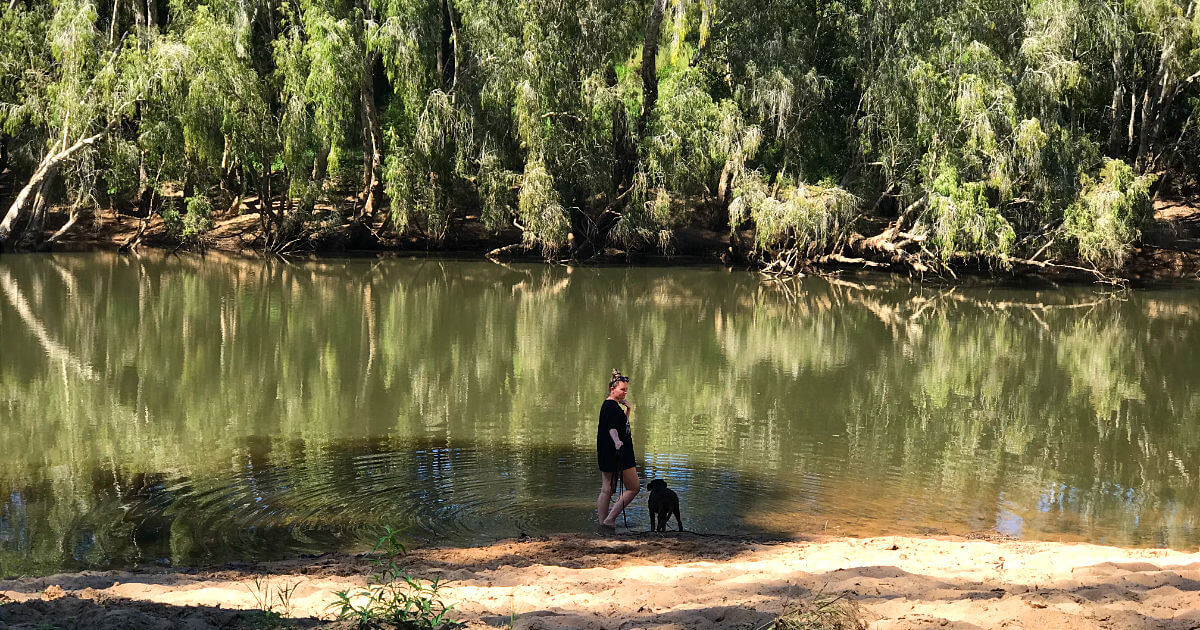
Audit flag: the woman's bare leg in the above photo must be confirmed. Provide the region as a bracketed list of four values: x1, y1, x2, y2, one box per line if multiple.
[597, 471, 615, 525]
[602, 467, 640, 526]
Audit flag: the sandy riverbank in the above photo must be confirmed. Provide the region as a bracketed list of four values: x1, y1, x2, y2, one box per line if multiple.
[3, 532, 1200, 629]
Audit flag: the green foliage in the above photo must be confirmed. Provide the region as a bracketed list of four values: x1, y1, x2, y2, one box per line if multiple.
[161, 196, 214, 241]
[161, 205, 182, 234]
[613, 180, 675, 249]
[0, 5, 49, 137]
[642, 66, 733, 193]
[382, 90, 472, 239]
[246, 575, 304, 627]
[924, 163, 1016, 260]
[178, 6, 271, 171]
[729, 172, 859, 252]
[1064, 159, 1156, 267]
[516, 156, 570, 254]
[476, 152, 519, 231]
[183, 196, 214, 239]
[1, 0, 1197, 262]
[101, 138, 140, 198]
[329, 527, 455, 629]
[301, 3, 360, 172]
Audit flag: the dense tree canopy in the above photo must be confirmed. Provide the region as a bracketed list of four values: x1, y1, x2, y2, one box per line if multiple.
[0, 0, 1197, 270]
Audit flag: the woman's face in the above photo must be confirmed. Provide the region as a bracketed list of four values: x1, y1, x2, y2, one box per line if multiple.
[610, 381, 628, 400]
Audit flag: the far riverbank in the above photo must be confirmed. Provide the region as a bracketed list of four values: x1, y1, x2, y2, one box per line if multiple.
[27, 196, 1200, 284]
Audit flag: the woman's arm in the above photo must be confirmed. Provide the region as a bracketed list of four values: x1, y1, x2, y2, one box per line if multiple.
[609, 428, 623, 450]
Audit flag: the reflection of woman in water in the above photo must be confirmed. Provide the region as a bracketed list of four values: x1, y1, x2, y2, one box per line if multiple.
[597, 369, 639, 531]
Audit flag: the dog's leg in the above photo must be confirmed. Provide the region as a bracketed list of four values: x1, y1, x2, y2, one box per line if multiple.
[649, 509, 656, 532]
[674, 506, 682, 532]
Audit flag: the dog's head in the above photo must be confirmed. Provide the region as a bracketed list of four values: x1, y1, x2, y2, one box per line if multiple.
[647, 479, 668, 492]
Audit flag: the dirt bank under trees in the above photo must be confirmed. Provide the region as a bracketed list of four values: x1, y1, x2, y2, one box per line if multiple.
[3, 533, 1200, 629]
[23, 195, 1200, 284]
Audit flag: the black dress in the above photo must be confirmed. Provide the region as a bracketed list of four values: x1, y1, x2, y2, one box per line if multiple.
[596, 399, 636, 472]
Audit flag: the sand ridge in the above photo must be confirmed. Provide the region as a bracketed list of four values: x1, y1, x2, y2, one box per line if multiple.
[2, 532, 1200, 628]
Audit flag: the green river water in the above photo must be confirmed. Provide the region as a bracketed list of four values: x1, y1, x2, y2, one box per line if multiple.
[1, 252, 1198, 576]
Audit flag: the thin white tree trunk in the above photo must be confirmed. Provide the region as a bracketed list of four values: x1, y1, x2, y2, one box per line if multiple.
[45, 191, 86, 245]
[19, 180, 49, 243]
[109, 0, 120, 44]
[0, 128, 108, 246]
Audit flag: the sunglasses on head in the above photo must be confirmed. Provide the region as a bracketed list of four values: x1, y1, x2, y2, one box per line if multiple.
[610, 376, 630, 385]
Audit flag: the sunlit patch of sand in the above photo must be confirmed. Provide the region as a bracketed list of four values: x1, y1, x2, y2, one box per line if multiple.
[4, 533, 1200, 628]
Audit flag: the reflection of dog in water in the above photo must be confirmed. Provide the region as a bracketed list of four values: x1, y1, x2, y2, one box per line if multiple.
[647, 479, 682, 532]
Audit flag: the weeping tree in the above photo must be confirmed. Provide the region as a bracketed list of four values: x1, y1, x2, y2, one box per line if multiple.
[845, 0, 1192, 273]
[0, 0, 1196, 271]
[176, 3, 273, 234]
[0, 4, 48, 180]
[375, 0, 470, 241]
[0, 0, 158, 248]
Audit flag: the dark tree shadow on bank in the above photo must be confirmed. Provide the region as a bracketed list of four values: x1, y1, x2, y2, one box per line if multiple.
[0, 593, 326, 629]
[3, 545, 1200, 628]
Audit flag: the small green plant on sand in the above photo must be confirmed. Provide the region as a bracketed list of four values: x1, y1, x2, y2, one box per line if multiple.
[762, 590, 866, 630]
[329, 527, 455, 629]
[246, 575, 304, 627]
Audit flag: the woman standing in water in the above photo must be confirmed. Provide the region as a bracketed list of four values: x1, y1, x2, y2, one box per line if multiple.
[597, 369, 639, 531]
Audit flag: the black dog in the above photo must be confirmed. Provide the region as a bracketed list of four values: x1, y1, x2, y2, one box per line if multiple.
[647, 479, 682, 532]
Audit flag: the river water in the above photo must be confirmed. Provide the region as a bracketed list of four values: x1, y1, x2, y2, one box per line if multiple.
[1, 252, 1198, 575]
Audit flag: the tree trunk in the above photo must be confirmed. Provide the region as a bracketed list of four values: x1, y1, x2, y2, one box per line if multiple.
[1127, 91, 1137, 151]
[436, 0, 449, 85]
[283, 170, 293, 218]
[229, 165, 246, 215]
[435, 0, 459, 88]
[445, 0, 460, 90]
[1144, 71, 1195, 171]
[360, 52, 384, 219]
[109, 0, 120, 44]
[19, 180, 49, 245]
[261, 164, 273, 223]
[1136, 45, 1171, 172]
[0, 128, 109, 247]
[716, 158, 733, 206]
[1106, 49, 1125, 156]
[312, 138, 329, 182]
[134, 150, 151, 220]
[637, 0, 668, 139]
[608, 66, 633, 194]
[358, 0, 384, 220]
[46, 192, 84, 245]
[1153, 109, 1196, 198]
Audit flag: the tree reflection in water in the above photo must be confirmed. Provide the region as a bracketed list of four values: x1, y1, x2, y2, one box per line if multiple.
[1, 252, 1197, 576]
